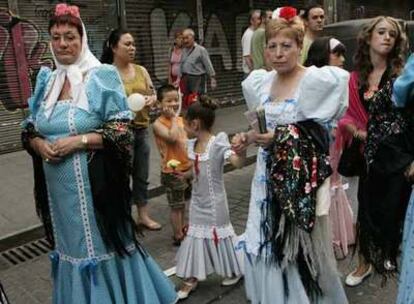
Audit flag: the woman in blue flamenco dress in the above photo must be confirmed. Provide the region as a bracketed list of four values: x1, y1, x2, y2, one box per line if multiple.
[394, 53, 414, 304]
[21, 4, 177, 304]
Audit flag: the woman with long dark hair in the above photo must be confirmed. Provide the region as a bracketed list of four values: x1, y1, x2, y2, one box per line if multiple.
[101, 28, 162, 231]
[336, 16, 409, 286]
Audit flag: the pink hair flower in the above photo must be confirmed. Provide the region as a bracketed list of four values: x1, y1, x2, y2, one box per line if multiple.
[55, 3, 80, 18]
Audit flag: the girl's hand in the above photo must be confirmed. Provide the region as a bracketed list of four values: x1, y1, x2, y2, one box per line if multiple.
[231, 132, 250, 154]
[52, 136, 83, 157]
[31, 138, 61, 163]
[254, 131, 274, 148]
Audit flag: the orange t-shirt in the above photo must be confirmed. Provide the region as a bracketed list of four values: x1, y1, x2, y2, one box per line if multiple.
[154, 116, 191, 173]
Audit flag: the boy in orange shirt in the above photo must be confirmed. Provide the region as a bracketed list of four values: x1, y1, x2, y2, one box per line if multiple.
[153, 84, 192, 245]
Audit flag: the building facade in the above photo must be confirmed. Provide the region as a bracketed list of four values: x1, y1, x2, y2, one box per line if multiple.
[0, 0, 412, 153]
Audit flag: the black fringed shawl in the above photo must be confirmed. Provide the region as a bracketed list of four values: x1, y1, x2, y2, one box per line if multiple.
[261, 120, 332, 299]
[22, 119, 142, 257]
[358, 81, 414, 276]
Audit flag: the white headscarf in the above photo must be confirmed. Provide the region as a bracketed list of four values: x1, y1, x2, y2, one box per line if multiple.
[44, 21, 101, 119]
[272, 7, 281, 19]
[329, 38, 342, 52]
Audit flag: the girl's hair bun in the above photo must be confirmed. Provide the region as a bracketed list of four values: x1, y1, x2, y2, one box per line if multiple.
[199, 94, 218, 111]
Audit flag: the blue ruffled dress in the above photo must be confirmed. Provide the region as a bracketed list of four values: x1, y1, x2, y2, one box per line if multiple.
[24, 65, 177, 304]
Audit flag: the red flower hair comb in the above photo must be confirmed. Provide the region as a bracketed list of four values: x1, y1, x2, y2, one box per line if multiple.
[279, 6, 297, 21]
[55, 3, 80, 18]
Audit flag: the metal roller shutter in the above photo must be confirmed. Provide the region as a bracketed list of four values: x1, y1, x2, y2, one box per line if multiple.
[201, 0, 250, 105]
[0, 8, 33, 153]
[124, 0, 310, 108]
[125, 0, 198, 87]
[0, 1, 116, 154]
[125, 0, 256, 105]
[126, 0, 251, 106]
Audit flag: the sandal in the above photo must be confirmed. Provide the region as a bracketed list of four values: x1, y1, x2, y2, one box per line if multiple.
[139, 221, 162, 231]
[177, 280, 198, 300]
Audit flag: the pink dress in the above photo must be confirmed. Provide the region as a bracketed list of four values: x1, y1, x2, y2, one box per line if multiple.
[329, 141, 355, 258]
[170, 48, 182, 82]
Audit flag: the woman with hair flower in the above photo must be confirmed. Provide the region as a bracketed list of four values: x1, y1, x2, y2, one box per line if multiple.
[21, 4, 177, 304]
[233, 7, 349, 304]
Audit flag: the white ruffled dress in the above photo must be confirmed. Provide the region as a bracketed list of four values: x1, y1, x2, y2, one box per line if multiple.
[175, 132, 242, 280]
[242, 67, 350, 304]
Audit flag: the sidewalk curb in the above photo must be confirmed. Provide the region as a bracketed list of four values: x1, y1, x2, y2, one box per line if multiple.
[0, 154, 257, 252]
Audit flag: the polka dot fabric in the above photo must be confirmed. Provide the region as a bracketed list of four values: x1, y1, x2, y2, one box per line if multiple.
[26, 65, 177, 304]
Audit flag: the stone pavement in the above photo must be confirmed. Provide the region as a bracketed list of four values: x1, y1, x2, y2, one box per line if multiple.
[0, 163, 399, 304]
[0, 104, 250, 241]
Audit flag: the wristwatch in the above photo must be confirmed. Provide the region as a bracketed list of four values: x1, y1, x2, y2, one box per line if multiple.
[81, 135, 88, 148]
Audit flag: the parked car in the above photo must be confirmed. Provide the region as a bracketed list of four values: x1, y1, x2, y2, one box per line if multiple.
[323, 19, 414, 71]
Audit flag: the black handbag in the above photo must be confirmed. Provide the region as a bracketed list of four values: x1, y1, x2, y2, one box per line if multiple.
[337, 139, 365, 177]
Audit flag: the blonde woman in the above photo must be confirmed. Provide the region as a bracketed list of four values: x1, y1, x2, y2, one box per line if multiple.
[233, 7, 349, 304]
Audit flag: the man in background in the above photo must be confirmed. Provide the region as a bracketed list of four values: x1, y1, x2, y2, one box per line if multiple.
[251, 9, 273, 70]
[180, 28, 216, 108]
[300, 4, 325, 64]
[241, 9, 261, 76]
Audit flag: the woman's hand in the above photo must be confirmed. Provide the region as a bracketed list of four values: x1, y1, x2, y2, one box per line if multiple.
[52, 136, 83, 158]
[144, 95, 157, 107]
[173, 77, 181, 88]
[31, 138, 61, 163]
[354, 130, 367, 142]
[254, 131, 274, 148]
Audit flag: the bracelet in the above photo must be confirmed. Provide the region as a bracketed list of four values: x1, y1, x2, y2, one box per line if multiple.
[81, 135, 88, 148]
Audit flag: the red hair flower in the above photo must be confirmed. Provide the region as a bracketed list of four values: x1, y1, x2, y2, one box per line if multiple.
[279, 6, 297, 21]
[55, 3, 80, 18]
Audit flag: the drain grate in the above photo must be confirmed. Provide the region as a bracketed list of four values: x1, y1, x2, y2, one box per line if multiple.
[0, 238, 51, 270]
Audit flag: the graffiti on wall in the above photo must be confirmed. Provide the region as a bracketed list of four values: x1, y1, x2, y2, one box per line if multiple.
[150, 8, 247, 81]
[0, 9, 53, 111]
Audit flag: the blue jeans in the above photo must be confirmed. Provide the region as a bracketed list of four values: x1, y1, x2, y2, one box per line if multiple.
[132, 128, 150, 206]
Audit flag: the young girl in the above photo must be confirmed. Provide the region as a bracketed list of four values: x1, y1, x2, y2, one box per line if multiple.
[175, 96, 244, 299]
[305, 37, 355, 259]
[336, 16, 408, 286]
